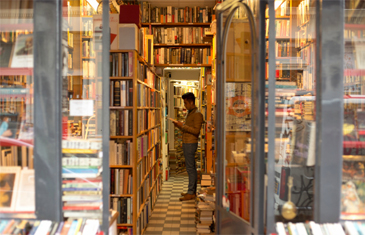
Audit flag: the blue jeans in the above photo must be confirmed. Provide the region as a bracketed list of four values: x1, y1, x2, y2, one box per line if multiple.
[183, 143, 198, 195]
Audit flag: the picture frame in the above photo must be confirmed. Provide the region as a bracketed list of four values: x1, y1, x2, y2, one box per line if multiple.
[10, 34, 33, 68]
[0, 166, 21, 211]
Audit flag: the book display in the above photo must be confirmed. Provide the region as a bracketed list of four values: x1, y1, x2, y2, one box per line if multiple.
[109, 49, 162, 234]
[0, 218, 105, 235]
[0, 0, 35, 216]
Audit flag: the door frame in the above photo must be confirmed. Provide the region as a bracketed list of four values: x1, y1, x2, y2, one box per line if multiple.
[215, 0, 267, 234]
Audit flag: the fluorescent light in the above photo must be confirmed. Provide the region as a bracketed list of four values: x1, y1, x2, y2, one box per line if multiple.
[87, 0, 99, 11]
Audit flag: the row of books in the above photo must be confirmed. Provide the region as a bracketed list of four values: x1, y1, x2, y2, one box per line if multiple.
[151, 27, 210, 44]
[62, 140, 102, 150]
[82, 60, 96, 78]
[344, 28, 365, 40]
[109, 140, 132, 166]
[276, 221, 346, 235]
[0, 219, 101, 235]
[82, 40, 95, 57]
[110, 80, 133, 107]
[265, 19, 290, 37]
[275, 41, 290, 58]
[111, 197, 132, 224]
[137, 62, 160, 89]
[1, 147, 33, 169]
[0, 75, 28, 86]
[137, 135, 148, 160]
[82, 19, 93, 37]
[296, 0, 311, 27]
[137, 110, 161, 134]
[136, 178, 160, 234]
[140, 3, 214, 23]
[110, 110, 133, 136]
[110, 52, 133, 77]
[136, 130, 160, 161]
[154, 47, 211, 65]
[138, 30, 154, 65]
[137, 84, 161, 107]
[174, 86, 198, 96]
[110, 169, 132, 195]
[174, 97, 183, 107]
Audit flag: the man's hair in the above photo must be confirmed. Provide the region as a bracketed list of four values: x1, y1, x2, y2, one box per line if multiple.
[182, 92, 195, 103]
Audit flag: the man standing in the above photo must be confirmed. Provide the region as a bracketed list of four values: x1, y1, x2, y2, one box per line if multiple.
[173, 92, 203, 201]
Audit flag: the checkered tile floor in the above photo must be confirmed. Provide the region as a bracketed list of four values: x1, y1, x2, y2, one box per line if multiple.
[144, 174, 200, 235]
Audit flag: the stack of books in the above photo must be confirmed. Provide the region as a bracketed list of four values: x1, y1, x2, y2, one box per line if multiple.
[196, 187, 215, 235]
[0, 218, 102, 235]
[62, 151, 103, 219]
[276, 221, 346, 235]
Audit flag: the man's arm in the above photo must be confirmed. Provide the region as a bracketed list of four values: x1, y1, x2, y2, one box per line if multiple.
[181, 113, 203, 135]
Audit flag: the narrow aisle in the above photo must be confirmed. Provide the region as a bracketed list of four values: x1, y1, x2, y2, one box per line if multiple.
[144, 174, 198, 235]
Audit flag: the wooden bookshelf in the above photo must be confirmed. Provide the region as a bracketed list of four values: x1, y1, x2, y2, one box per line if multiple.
[109, 50, 162, 234]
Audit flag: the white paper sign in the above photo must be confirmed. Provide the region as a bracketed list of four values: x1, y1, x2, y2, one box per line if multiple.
[70, 100, 94, 116]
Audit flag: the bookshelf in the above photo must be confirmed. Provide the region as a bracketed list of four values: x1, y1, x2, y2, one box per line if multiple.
[109, 50, 162, 234]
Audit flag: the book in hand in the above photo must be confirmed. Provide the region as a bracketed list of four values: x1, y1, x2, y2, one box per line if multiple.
[168, 118, 178, 123]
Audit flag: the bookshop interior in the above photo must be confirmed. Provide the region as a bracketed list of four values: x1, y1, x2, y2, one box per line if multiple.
[0, 0, 364, 234]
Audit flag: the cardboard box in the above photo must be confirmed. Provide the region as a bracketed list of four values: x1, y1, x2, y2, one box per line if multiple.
[118, 24, 139, 51]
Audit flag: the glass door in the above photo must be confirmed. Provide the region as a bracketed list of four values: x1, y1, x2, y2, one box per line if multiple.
[216, 0, 262, 234]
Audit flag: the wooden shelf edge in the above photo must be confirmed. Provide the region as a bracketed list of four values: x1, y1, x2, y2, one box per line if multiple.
[110, 194, 133, 197]
[110, 165, 133, 168]
[137, 124, 161, 137]
[110, 136, 133, 139]
[117, 224, 133, 227]
[137, 79, 161, 91]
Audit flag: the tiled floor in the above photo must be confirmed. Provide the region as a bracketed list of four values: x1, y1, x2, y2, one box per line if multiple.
[144, 174, 199, 235]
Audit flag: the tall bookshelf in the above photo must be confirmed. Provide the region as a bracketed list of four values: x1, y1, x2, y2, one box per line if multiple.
[109, 50, 162, 234]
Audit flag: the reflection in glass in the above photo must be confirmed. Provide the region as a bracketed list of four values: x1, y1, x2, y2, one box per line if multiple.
[224, 6, 253, 222]
[268, 0, 316, 223]
[0, 0, 35, 214]
[61, 0, 103, 221]
[342, 2, 365, 221]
